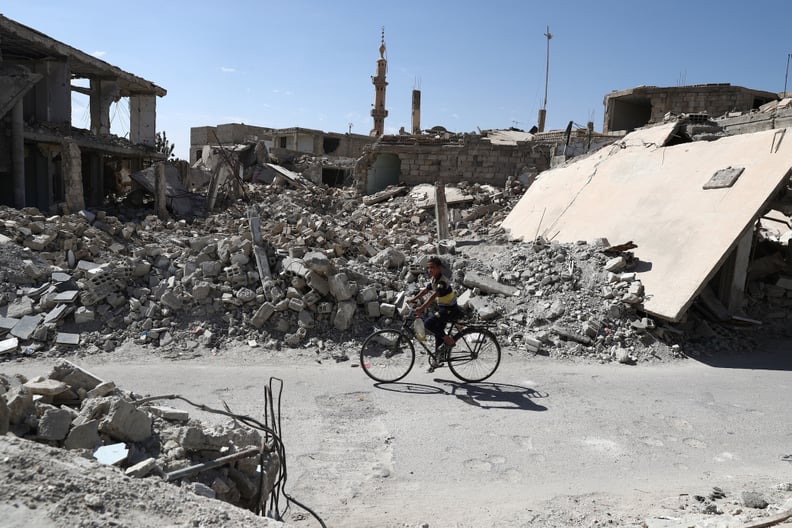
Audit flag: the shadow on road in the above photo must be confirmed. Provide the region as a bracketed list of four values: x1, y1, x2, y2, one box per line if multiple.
[373, 382, 446, 395]
[435, 378, 548, 411]
[691, 339, 792, 371]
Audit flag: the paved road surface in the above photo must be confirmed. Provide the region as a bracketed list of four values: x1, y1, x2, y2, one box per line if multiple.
[6, 341, 792, 527]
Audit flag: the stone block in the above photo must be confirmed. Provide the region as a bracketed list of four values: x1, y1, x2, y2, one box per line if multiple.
[5, 297, 34, 319]
[250, 302, 275, 328]
[235, 288, 256, 303]
[380, 303, 396, 317]
[74, 307, 95, 324]
[302, 290, 322, 306]
[37, 406, 73, 441]
[462, 271, 518, 296]
[329, 273, 357, 301]
[24, 377, 69, 396]
[56, 333, 80, 346]
[358, 286, 378, 303]
[306, 271, 330, 296]
[333, 301, 356, 330]
[288, 298, 305, 312]
[160, 291, 183, 311]
[366, 301, 381, 318]
[191, 281, 212, 300]
[281, 256, 309, 278]
[303, 251, 334, 274]
[99, 398, 152, 442]
[604, 257, 626, 273]
[200, 261, 222, 277]
[316, 302, 334, 314]
[0, 337, 18, 355]
[147, 405, 189, 422]
[125, 457, 158, 478]
[87, 381, 116, 398]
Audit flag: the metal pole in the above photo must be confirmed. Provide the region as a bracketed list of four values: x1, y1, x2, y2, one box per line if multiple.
[785, 53, 791, 95]
[543, 26, 552, 110]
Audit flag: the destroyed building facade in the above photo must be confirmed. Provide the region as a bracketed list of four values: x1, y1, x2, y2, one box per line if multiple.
[0, 15, 166, 213]
[190, 123, 373, 187]
[603, 84, 777, 133]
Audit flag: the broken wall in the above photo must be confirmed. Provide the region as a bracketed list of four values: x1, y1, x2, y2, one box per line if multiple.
[357, 135, 554, 193]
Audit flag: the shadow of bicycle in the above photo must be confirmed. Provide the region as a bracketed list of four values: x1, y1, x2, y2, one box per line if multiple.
[434, 378, 548, 411]
[373, 382, 446, 395]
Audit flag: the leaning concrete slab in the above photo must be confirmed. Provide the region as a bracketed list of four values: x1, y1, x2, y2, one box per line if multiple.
[502, 124, 792, 321]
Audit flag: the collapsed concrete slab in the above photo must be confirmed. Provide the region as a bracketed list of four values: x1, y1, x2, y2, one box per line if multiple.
[502, 123, 792, 321]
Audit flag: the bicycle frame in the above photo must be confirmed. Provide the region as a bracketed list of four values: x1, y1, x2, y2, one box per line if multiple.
[402, 313, 468, 366]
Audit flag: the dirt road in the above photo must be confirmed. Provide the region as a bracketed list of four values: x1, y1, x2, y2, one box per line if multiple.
[6, 341, 792, 527]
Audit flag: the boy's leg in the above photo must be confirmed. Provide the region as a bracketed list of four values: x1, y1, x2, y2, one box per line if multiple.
[424, 313, 445, 350]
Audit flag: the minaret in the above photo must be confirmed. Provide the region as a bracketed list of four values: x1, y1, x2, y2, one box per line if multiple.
[370, 28, 388, 137]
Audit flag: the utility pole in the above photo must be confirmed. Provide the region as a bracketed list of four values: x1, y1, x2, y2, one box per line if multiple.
[785, 53, 791, 96]
[538, 26, 552, 133]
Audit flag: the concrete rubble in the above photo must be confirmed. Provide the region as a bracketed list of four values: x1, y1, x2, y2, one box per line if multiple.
[0, 164, 790, 363]
[0, 360, 280, 511]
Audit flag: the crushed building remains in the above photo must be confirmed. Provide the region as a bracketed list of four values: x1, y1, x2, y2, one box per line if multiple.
[0, 15, 166, 214]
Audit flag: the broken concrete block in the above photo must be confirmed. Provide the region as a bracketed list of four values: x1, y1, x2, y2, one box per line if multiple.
[48, 361, 103, 392]
[316, 302, 334, 314]
[5, 296, 33, 319]
[525, 337, 542, 353]
[64, 419, 101, 450]
[369, 247, 406, 269]
[380, 303, 396, 317]
[628, 281, 644, 296]
[333, 301, 356, 330]
[604, 257, 626, 273]
[0, 337, 18, 355]
[147, 405, 189, 422]
[462, 271, 518, 296]
[282, 256, 310, 278]
[191, 281, 212, 301]
[329, 273, 357, 301]
[6, 387, 34, 424]
[11, 314, 42, 340]
[288, 298, 305, 312]
[125, 457, 158, 478]
[74, 306, 95, 324]
[235, 288, 256, 303]
[24, 377, 69, 396]
[303, 251, 334, 275]
[250, 302, 275, 328]
[200, 261, 222, 277]
[366, 302, 381, 318]
[56, 333, 80, 346]
[99, 398, 152, 442]
[37, 406, 73, 441]
[358, 286, 378, 303]
[306, 271, 330, 296]
[160, 291, 183, 311]
[87, 381, 116, 398]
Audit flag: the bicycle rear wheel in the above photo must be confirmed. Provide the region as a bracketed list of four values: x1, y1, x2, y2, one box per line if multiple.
[360, 329, 415, 383]
[448, 327, 501, 383]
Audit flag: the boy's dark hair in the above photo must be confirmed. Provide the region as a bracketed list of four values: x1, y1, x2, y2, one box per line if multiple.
[427, 256, 443, 267]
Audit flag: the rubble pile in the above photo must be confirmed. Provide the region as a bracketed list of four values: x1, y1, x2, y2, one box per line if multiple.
[0, 360, 280, 510]
[0, 176, 781, 364]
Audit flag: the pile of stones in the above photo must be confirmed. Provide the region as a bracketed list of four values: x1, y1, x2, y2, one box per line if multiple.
[0, 175, 776, 364]
[0, 360, 279, 509]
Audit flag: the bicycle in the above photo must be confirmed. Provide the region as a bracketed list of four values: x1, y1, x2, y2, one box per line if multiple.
[359, 307, 501, 383]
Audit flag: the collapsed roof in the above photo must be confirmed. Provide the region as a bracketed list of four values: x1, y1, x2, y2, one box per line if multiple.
[502, 122, 792, 322]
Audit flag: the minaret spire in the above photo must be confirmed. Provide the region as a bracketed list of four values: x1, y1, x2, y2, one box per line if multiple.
[370, 27, 389, 137]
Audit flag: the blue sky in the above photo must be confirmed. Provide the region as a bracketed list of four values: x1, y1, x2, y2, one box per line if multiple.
[4, 1, 792, 160]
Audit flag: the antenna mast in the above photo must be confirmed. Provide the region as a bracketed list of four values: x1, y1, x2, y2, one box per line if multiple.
[538, 26, 552, 132]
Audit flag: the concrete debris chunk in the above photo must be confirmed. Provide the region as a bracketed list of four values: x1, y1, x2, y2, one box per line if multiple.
[99, 398, 152, 442]
[125, 457, 158, 478]
[64, 419, 101, 450]
[462, 271, 519, 296]
[0, 337, 19, 355]
[37, 406, 73, 441]
[23, 377, 69, 396]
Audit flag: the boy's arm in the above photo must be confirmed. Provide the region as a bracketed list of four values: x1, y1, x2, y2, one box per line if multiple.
[415, 291, 438, 315]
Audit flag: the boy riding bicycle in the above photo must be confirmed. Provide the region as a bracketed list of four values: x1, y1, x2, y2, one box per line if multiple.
[407, 256, 462, 366]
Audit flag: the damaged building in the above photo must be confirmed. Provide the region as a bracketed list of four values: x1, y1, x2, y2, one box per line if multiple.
[190, 123, 373, 187]
[0, 14, 166, 214]
[356, 126, 619, 195]
[603, 83, 777, 133]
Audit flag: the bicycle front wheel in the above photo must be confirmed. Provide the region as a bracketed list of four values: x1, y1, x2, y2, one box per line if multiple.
[360, 329, 415, 383]
[448, 327, 501, 383]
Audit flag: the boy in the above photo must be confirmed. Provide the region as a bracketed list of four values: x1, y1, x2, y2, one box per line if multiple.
[407, 256, 462, 361]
